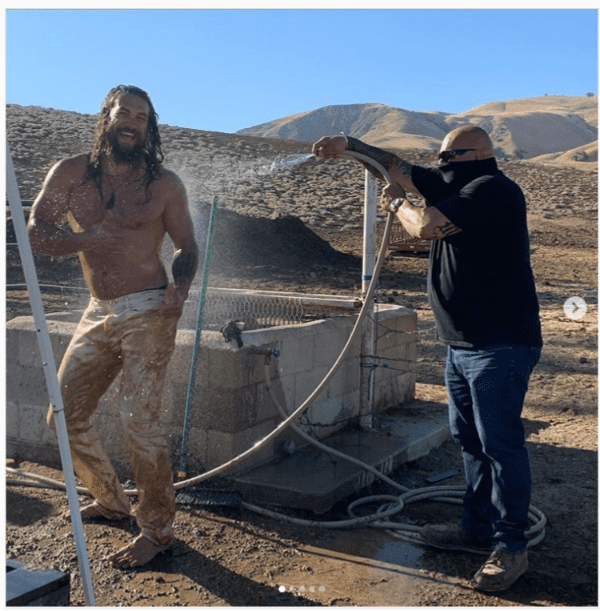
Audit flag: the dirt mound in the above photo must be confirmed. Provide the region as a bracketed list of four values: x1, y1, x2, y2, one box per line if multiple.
[207, 207, 359, 275]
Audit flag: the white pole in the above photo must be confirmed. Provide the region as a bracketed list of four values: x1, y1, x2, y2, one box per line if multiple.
[6, 141, 96, 606]
[359, 169, 378, 429]
[361, 169, 378, 297]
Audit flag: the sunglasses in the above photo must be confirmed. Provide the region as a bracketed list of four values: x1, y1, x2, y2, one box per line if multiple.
[438, 148, 477, 162]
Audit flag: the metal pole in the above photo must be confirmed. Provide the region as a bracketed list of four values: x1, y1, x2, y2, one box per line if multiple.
[6, 141, 96, 606]
[361, 169, 378, 297]
[359, 169, 378, 429]
[178, 196, 218, 479]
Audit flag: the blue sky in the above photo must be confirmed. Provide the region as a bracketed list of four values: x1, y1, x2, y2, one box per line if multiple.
[6, 8, 598, 134]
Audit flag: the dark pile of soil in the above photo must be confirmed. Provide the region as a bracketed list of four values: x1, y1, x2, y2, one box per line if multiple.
[205, 207, 359, 275]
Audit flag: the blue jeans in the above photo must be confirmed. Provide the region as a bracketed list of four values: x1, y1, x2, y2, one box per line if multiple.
[445, 344, 541, 552]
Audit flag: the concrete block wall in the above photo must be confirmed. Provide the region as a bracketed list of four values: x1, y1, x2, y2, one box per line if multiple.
[369, 305, 418, 413]
[6, 303, 417, 480]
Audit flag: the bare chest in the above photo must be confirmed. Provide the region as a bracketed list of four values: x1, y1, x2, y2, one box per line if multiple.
[68, 178, 165, 231]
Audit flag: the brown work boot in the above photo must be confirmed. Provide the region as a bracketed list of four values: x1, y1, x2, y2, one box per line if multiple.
[420, 522, 493, 554]
[471, 549, 528, 592]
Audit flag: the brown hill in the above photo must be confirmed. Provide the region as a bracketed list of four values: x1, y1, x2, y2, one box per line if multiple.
[237, 96, 598, 164]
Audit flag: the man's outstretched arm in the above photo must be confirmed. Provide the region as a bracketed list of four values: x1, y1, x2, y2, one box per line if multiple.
[312, 134, 420, 195]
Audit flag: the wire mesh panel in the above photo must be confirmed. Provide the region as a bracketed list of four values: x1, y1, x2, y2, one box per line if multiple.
[187, 288, 360, 331]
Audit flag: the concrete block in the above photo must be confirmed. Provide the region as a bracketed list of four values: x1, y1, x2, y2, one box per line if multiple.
[215, 348, 269, 390]
[15, 325, 43, 368]
[374, 372, 416, 413]
[206, 347, 250, 390]
[170, 381, 194, 426]
[293, 365, 331, 407]
[281, 333, 317, 376]
[7, 362, 48, 407]
[18, 405, 47, 444]
[312, 316, 357, 368]
[274, 370, 296, 413]
[163, 329, 198, 384]
[255, 382, 281, 423]
[234, 401, 450, 512]
[307, 394, 354, 430]
[382, 305, 418, 329]
[236, 419, 280, 471]
[203, 419, 276, 471]
[6, 316, 74, 371]
[48, 321, 74, 363]
[6, 326, 20, 366]
[374, 326, 409, 354]
[325, 356, 360, 401]
[175, 426, 207, 473]
[384, 337, 413, 356]
[45, 310, 85, 324]
[198, 387, 251, 432]
[6, 401, 19, 438]
[184, 383, 276, 435]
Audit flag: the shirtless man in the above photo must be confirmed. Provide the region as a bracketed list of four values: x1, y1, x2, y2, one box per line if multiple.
[28, 85, 199, 568]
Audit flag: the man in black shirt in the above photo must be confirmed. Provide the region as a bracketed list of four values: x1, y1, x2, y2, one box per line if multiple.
[313, 126, 542, 592]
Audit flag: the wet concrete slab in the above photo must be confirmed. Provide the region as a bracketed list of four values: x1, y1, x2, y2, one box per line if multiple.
[233, 400, 450, 513]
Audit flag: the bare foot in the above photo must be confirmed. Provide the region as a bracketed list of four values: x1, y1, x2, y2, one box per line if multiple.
[63, 501, 130, 522]
[108, 534, 172, 569]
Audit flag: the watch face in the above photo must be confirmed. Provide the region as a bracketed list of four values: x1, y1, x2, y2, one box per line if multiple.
[563, 296, 587, 320]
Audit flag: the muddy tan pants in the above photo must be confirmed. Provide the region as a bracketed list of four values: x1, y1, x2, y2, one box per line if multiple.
[48, 289, 178, 547]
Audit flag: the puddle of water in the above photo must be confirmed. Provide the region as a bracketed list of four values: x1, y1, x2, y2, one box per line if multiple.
[370, 535, 424, 569]
[327, 528, 424, 570]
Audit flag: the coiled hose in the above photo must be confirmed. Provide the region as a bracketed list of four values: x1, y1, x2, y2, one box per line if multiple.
[7, 150, 546, 549]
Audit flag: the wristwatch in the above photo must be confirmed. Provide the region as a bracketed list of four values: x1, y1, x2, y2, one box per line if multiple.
[389, 198, 403, 213]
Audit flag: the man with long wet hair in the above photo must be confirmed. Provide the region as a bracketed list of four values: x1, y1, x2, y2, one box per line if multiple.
[87, 85, 163, 194]
[28, 85, 199, 568]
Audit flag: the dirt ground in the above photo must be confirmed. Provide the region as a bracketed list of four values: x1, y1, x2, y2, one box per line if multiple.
[6, 196, 598, 606]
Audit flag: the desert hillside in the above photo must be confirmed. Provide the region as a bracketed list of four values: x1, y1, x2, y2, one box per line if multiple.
[237, 95, 598, 163]
[6, 102, 597, 233]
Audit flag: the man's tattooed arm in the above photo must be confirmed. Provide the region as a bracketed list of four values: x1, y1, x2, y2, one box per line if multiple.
[172, 248, 199, 291]
[395, 200, 462, 240]
[430, 220, 462, 240]
[347, 136, 413, 182]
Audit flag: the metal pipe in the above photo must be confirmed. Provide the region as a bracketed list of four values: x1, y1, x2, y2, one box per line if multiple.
[360, 169, 379, 428]
[361, 169, 379, 297]
[178, 196, 218, 480]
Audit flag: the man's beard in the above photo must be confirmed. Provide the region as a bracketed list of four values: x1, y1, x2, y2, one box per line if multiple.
[106, 129, 146, 164]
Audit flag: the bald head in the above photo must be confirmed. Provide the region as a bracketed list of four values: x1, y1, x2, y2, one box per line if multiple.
[440, 126, 494, 161]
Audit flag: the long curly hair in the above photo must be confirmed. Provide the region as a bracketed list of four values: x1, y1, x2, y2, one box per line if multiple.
[86, 85, 164, 193]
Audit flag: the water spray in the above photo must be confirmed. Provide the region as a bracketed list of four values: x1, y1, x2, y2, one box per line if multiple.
[254, 152, 315, 175]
